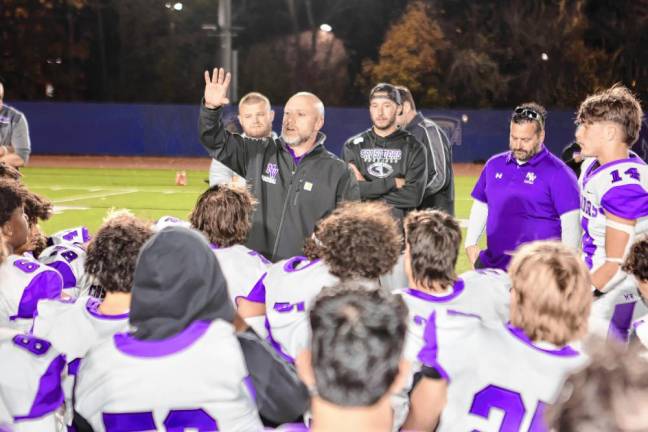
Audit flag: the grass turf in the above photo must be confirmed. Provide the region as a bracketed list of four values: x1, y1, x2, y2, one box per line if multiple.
[22, 166, 482, 273]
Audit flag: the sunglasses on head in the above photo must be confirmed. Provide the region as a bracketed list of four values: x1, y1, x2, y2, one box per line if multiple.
[512, 107, 545, 128]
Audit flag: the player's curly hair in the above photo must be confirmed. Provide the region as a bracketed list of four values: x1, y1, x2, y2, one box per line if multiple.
[0, 179, 26, 226]
[509, 241, 591, 346]
[85, 210, 153, 294]
[546, 339, 648, 431]
[22, 190, 53, 226]
[577, 84, 643, 146]
[0, 162, 21, 180]
[189, 185, 255, 248]
[315, 201, 401, 280]
[623, 234, 648, 282]
[404, 210, 461, 290]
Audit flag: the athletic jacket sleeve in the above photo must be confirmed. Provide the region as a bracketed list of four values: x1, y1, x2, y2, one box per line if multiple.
[336, 165, 361, 203]
[237, 329, 310, 423]
[342, 140, 396, 199]
[381, 140, 428, 208]
[199, 103, 258, 177]
[419, 121, 447, 194]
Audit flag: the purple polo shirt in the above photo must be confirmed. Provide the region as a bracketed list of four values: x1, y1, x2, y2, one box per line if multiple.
[471, 146, 579, 269]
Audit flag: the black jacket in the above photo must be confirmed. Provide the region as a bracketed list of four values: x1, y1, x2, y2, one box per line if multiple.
[199, 105, 360, 262]
[404, 112, 455, 215]
[342, 127, 428, 219]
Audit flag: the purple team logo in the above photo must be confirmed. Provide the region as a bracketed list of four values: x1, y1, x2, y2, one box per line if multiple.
[262, 163, 279, 184]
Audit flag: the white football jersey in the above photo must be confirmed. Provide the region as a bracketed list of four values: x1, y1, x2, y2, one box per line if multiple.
[154, 216, 191, 232]
[211, 244, 270, 304]
[264, 257, 338, 362]
[579, 156, 648, 271]
[75, 320, 262, 432]
[32, 296, 130, 424]
[0, 256, 63, 332]
[419, 311, 587, 432]
[392, 269, 510, 428]
[633, 313, 648, 352]
[396, 269, 511, 365]
[49, 226, 90, 246]
[38, 243, 90, 298]
[588, 277, 648, 342]
[0, 329, 65, 432]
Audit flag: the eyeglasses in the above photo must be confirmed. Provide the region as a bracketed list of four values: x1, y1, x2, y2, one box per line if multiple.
[513, 107, 544, 127]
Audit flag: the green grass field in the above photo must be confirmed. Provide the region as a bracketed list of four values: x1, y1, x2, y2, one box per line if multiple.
[22, 166, 481, 273]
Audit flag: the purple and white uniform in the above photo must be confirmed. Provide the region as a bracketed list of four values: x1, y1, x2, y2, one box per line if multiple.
[38, 243, 90, 298]
[254, 256, 338, 363]
[32, 296, 129, 424]
[0, 256, 63, 332]
[74, 320, 262, 432]
[418, 310, 587, 432]
[632, 314, 648, 352]
[49, 226, 90, 246]
[392, 269, 510, 427]
[471, 147, 579, 269]
[154, 216, 191, 232]
[0, 330, 65, 432]
[211, 244, 270, 304]
[579, 156, 648, 339]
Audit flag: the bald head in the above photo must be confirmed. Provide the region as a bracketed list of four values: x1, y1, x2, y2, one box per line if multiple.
[281, 92, 325, 150]
[287, 92, 325, 120]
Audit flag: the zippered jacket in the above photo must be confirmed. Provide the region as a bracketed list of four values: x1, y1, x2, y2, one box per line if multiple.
[199, 104, 359, 262]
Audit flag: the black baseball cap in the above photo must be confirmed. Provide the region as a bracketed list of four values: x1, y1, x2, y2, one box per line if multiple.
[369, 83, 402, 105]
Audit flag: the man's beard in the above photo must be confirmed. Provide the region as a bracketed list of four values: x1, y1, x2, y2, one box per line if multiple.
[373, 116, 397, 131]
[281, 131, 310, 147]
[512, 145, 540, 162]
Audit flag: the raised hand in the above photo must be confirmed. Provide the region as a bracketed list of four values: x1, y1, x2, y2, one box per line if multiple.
[203, 68, 231, 109]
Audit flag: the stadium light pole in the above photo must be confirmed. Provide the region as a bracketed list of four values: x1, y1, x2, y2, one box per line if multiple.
[218, 0, 236, 101]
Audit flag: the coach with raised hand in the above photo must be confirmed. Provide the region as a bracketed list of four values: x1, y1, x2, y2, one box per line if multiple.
[199, 68, 359, 262]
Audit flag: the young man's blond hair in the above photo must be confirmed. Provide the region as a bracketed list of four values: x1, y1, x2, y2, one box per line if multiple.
[509, 241, 592, 346]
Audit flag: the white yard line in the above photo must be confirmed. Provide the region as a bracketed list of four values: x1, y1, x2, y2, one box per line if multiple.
[36, 185, 198, 194]
[53, 205, 91, 214]
[52, 189, 139, 204]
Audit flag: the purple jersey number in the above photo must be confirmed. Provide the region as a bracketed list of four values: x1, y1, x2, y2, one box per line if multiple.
[469, 384, 547, 431]
[60, 250, 79, 263]
[610, 168, 641, 183]
[103, 409, 218, 431]
[13, 259, 40, 274]
[273, 301, 305, 313]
